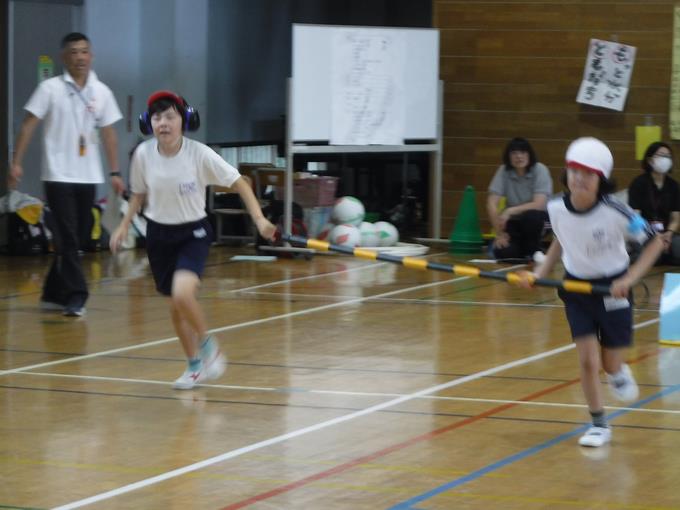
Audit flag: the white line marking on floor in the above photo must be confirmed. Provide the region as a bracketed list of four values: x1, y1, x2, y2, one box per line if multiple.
[51, 317, 657, 509]
[239, 291, 660, 312]
[230, 261, 390, 292]
[0, 265, 524, 377]
[50, 342, 574, 510]
[230, 250, 447, 293]
[19, 359, 680, 416]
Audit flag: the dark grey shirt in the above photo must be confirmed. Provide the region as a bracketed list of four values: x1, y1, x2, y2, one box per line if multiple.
[488, 162, 553, 207]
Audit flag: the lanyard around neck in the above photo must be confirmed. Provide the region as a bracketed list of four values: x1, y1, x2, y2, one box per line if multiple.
[66, 81, 94, 134]
[66, 79, 95, 156]
[67, 80, 90, 105]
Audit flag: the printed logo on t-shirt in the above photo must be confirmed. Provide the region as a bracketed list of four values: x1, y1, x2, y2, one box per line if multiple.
[179, 181, 198, 195]
[193, 228, 207, 238]
[586, 227, 616, 257]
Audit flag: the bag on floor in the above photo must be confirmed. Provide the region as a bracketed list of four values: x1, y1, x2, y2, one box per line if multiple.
[7, 212, 49, 255]
[81, 205, 110, 252]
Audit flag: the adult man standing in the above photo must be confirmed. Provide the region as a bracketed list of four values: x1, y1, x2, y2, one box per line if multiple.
[9, 32, 124, 316]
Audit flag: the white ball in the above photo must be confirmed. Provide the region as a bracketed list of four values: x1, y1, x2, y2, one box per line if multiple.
[358, 222, 379, 247]
[332, 196, 365, 226]
[315, 223, 335, 242]
[533, 251, 546, 264]
[330, 224, 361, 248]
[374, 221, 399, 247]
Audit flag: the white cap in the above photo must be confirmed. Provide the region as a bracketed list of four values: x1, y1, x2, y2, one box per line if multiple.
[565, 137, 613, 179]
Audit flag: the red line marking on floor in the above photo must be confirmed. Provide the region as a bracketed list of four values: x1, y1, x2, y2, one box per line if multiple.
[221, 349, 657, 510]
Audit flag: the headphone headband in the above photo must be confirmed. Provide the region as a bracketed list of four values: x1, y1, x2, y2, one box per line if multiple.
[146, 90, 185, 109]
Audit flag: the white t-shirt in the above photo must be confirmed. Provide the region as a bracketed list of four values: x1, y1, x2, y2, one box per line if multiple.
[547, 194, 655, 279]
[130, 137, 241, 224]
[24, 71, 123, 184]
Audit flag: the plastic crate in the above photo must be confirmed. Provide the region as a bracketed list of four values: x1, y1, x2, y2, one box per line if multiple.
[303, 206, 333, 238]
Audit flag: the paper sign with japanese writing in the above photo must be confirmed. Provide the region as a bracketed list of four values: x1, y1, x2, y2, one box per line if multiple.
[330, 29, 405, 145]
[670, 6, 680, 139]
[576, 39, 636, 111]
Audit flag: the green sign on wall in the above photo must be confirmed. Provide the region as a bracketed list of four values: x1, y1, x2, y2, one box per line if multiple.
[37, 55, 53, 83]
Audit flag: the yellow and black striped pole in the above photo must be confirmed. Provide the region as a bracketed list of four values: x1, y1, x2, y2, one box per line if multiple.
[282, 234, 611, 296]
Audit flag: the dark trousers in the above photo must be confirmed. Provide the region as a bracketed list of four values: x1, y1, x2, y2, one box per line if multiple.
[492, 209, 548, 260]
[43, 182, 95, 307]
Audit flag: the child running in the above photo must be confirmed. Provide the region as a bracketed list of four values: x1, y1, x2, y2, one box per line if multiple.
[518, 137, 664, 447]
[110, 90, 276, 389]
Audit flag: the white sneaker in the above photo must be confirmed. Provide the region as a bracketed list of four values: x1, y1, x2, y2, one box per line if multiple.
[200, 335, 227, 381]
[607, 363, 639, 403]
[578, 426, 612, 447]
[63, 306, 86, 317]
[173, 365, 207, 390]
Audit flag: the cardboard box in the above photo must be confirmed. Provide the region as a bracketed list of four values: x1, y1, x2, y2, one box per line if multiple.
[277, 176, 339, 207]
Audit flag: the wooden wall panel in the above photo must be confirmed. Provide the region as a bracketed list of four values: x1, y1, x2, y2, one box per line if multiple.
[444, 83, 668, 114]
[0, 0, 7, 199]
[444, 111, 665, 140]
[440, 30, 672, 59]
[436, 3, 671, 31]
[435, 0, 679, 236]
[440, 57, 669, 88]
[443, 138, 639, 168]
[442, 165, 642, 192]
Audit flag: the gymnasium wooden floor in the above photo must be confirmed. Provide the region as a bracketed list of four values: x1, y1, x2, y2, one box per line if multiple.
[1, 244, 679, 510]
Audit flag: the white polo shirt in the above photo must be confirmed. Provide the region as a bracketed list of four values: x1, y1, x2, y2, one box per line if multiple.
[130, 137, 241, 224]
[24, 70, 122, 184]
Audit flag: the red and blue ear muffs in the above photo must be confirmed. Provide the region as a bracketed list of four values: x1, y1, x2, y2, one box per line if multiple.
[138, 90, 200, 135]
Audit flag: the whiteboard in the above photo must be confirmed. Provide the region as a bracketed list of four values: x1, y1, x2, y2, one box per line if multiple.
[291, 24, 439, 142]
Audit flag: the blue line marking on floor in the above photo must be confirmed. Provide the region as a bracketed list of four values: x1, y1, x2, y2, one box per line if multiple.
[388, 383, 680, 510]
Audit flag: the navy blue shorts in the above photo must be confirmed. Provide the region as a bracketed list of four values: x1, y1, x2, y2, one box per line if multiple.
[558, 271, 633, 348]
[145, 217, 214, 296]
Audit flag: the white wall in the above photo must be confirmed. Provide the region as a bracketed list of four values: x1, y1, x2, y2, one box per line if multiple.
[9, 0, 82, 198]
[173, 0, 208, 142]
[9, 0, 209, 199]
[84, 0, 142, 189]
[85, 0, 209, 191]
[8, 0, 431, 199]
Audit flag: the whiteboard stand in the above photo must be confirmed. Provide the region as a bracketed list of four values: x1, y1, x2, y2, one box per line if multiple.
[283, 79, 444, 241]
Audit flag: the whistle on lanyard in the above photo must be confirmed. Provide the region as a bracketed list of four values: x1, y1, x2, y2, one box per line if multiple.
[79, 135, 86, 156]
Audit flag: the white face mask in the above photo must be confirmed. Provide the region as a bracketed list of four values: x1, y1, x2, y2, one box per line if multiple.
[653, 156, 673, 174]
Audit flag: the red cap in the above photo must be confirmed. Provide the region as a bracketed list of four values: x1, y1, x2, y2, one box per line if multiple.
[565, 137, 613, 179]
[146, 90, 184, 108]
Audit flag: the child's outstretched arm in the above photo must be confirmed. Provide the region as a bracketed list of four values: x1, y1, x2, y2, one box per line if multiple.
[515, 238, 562, 289]
[110, 193, 146, 253]
[231, 177, 276, 240]
[534, 238, 562, 280]
[610, 235, 665, 298]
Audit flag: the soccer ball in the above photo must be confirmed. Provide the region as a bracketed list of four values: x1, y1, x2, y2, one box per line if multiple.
[374, 221, 399, 246]
[358, 222, 379, 247]
[315, 223, 334, 241]
[332, 196, 365, 226]
[329, 224, 361, 247]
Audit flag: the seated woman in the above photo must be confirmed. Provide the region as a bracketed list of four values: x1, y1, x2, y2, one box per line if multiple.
[486, 137, 553, 261]
[628, 141, 680, 264]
